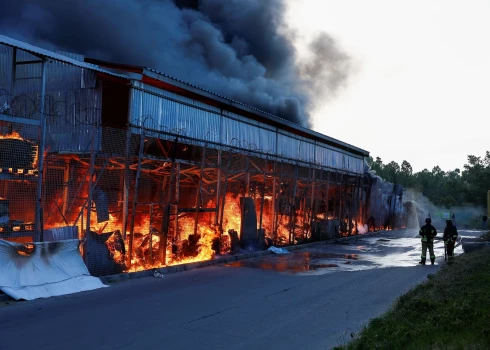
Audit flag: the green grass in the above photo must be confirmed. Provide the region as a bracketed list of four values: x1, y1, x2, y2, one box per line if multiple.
[335, 232, 490, 350]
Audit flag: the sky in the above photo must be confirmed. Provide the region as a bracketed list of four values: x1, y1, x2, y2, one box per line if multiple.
[286, 0, 490, 173]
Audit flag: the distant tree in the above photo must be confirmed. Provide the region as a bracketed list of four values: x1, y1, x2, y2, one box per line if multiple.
[383, 161, 400, 183]
[401, 161, 413, 176]
[462, 153, 490, 207]
[397, 160, 414, 187]
[368, 151, 489, 208]
[367, 156, 384, 176]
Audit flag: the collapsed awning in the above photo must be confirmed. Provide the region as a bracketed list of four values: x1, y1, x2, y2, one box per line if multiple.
[0, 239, 107, 300]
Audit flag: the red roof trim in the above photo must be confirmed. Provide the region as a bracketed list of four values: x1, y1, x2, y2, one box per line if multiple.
[84, 58, 144, 74]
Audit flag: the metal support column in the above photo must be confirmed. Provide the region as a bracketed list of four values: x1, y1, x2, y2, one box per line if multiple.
[259, 156, 268, 230]
[290, 164, 299, 244]
[273, 161, 284, 246]
[219, 147, 232, 234]
[84, 123, 97, 265]
[9, 48, 16, 106]
[245, 155, 251, 197]
[349, 177, 354, 234]
[34, 60, 47, 242]
[214, 150, 222, 226]
[271, 161, 276, 238]
[122, 127, 132, 240]
[127, 127, 145, 268]
[61, 159, 70, 216]
[159, 137, 178, 265]
[194, 145, 207, 236]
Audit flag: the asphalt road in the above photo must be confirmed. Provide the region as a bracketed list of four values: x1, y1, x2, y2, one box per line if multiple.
[0, 228, 480, 350]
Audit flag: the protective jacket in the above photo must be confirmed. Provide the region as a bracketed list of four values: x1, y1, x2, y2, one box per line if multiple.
[443, 224, 458, 242]
[419, 224, 437, 242]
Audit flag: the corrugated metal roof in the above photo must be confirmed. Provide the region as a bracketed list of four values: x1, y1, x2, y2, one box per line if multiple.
[0, 34, 129, 80]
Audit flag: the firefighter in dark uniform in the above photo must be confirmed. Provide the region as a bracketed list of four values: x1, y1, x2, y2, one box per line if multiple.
[419, 217, 437, 265]
[443, 219, 458, 261]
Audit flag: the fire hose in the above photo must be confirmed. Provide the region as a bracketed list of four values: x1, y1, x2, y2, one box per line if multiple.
[430, 236, 463, 261]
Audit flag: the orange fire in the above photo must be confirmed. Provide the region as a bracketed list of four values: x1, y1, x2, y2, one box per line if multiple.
[43, 176, 357, 274]
[0, 131, 23, 140]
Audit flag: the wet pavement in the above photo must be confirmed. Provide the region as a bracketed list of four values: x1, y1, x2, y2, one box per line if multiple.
[224, 228, 475, 275]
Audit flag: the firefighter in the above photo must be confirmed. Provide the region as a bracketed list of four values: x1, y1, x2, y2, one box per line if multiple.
[443, 219, 458, 261]
[419, 217, 437, 265]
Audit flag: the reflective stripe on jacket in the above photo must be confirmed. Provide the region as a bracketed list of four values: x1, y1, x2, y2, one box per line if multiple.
[419, 224, 437, 242]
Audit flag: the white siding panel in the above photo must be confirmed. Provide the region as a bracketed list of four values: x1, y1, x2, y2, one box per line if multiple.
[131, 89, 220, 143]
[299, 141, 315, 162]
[277, 133, 300, 159]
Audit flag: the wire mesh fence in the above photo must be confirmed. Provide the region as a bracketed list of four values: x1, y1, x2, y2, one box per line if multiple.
[1, 107, 397, 278]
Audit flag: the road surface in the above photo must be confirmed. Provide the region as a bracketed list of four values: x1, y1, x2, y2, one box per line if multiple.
[0, 228, 479, 350]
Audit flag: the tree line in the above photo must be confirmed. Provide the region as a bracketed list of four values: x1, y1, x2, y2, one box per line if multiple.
[367, 151, 490, 208]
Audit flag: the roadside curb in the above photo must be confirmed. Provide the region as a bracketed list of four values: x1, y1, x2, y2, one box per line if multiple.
[99, 231, 383, 284]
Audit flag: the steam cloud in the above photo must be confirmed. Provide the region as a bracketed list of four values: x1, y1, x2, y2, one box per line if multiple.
[403, 189, 485, 230]
[0, 0, 350, 126]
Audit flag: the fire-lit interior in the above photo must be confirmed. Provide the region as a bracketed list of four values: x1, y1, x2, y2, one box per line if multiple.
[0, 130, 374, 275]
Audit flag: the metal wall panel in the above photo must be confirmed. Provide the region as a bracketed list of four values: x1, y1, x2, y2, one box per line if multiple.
[223, 111, 276, 131]
[134, 81, 221, 114]
[277, 133, 300, 159]
[221, 116, 259, 148]
[0, 44, 97, 113]
[46, 87, 102, 152]
[175, 103, 220, 143]
[299, 141, 315, 163]
[315, 146, 328, 167]
[0, 45, 12, 94]
[332, 150, 342, 169]
[257, 127, 276, 153]
[131, 88, 220, 144]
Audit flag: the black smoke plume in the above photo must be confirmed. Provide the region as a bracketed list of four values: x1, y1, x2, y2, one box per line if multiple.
[0, 0, 350, 126]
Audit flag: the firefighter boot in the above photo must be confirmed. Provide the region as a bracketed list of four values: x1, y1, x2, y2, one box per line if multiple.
[418, 258, 426, 265]
[430, 258, 435, 265]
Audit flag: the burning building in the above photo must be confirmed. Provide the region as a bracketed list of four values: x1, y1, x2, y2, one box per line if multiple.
[0, 34, 402, 277]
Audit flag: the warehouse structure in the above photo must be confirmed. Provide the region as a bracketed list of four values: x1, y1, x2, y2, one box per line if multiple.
[0, 34, 402, 276]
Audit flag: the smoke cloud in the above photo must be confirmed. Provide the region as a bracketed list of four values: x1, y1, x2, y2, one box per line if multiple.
[403, 189, 485, 230]
[0, 0, 350, 126]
